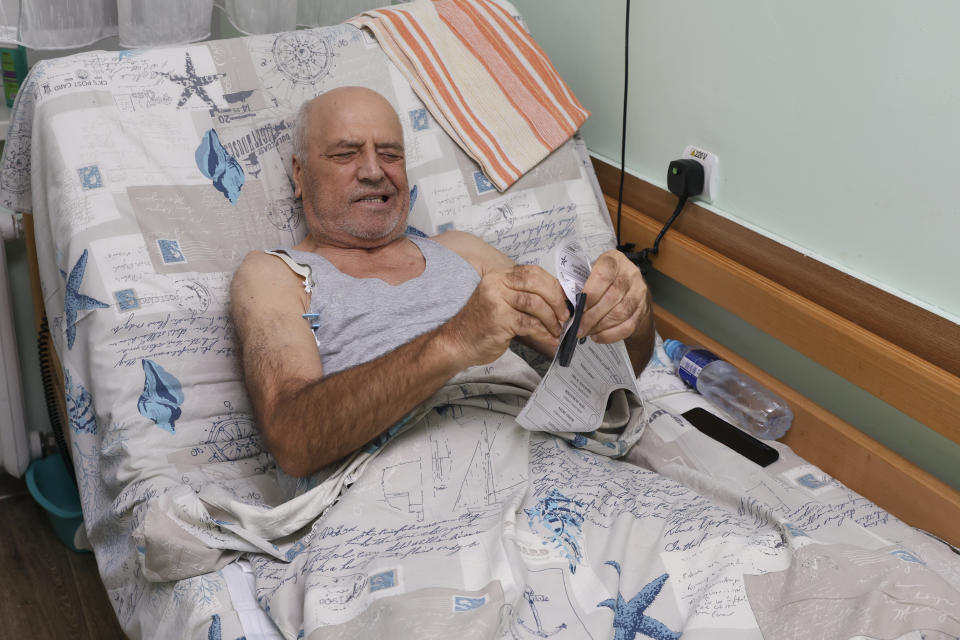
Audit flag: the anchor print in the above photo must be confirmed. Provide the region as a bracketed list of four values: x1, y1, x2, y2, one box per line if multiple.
[518, 587, 567, 638]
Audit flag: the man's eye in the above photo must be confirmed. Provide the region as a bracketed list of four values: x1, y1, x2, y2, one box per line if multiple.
[379, 152, 403, 162]
[330, 151, 358, 161]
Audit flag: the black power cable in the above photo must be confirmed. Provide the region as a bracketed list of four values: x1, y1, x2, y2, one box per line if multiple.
[614, 0, 630, 250]
[614, 0, 703, 274]
[627, 195, 688, 273]
[622, 158, 704, 273]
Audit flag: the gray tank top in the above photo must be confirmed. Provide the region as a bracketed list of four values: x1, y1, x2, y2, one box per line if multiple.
[268, 234, 480, 375]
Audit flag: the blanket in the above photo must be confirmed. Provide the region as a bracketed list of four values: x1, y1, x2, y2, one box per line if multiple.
[348, 0, 590, 192]
[135, 347, 960, 639]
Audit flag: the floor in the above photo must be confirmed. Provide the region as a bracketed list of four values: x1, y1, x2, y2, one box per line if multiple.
[0, 471, 126, 639]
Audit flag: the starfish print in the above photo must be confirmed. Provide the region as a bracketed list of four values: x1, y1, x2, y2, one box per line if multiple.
[598, 562, 681, 640]
[161, 52, 225, 109]
[60, 249, 109, 350]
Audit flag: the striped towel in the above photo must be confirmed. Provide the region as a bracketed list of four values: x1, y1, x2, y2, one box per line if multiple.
[349, 0, 589, 192]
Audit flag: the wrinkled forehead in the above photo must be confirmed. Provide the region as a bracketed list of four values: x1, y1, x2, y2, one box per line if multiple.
[308, 88, 404, 147]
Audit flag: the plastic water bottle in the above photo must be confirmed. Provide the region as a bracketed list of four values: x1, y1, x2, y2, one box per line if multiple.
[663, 339, 793, 440]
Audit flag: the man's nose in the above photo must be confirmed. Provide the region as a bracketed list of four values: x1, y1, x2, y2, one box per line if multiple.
[356, 148, 385, 182]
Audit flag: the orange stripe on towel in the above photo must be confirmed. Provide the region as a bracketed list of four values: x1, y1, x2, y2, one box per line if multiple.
[437, 0, 560, 149]
[378, 8, 521, 184]
[448, 0, 577, 127]
[476, 0, 588, 125]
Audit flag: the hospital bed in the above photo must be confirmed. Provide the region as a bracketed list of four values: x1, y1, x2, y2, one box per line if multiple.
[2, 1, 959, 638]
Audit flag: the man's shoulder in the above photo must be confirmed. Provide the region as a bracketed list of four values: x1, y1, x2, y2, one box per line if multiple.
[431, 230, 495, 260]
[431, 229, 481, 249]
[232, 250, 304, 296]
[432, 230, 511, 274]
[235, 250, 284, 279]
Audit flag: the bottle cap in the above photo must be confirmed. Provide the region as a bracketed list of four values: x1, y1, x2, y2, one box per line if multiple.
[663, 338, 685, 362]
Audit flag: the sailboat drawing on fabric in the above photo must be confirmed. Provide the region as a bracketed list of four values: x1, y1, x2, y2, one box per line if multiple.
[525, 488, 585, 573]
[61, 248, 110, 350]
[597, 563, 681, 640]
[138, 359, 184, 433]
[196, 128, 245, 204]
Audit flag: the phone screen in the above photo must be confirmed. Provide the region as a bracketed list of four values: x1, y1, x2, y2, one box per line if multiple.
[681, 407, 779, 467]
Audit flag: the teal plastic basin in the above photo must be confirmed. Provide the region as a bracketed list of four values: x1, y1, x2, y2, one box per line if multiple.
[25, 455, 89, 553]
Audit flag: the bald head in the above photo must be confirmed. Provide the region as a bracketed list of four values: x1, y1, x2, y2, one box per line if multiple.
[292, 87, 403, 168]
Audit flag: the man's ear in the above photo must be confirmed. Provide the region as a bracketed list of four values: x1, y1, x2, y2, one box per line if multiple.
[291, 154, 304, 199]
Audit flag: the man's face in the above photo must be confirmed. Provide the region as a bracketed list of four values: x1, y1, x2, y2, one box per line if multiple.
[293, 89, 410, 249]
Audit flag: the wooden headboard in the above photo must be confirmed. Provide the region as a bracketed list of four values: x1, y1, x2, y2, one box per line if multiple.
[593, 158, 960, 547]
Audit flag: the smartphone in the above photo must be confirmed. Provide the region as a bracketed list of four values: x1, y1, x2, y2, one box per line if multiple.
[681, 407, 779, 467]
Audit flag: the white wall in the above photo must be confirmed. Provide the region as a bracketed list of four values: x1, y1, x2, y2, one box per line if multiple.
[514, 0, 959, 321]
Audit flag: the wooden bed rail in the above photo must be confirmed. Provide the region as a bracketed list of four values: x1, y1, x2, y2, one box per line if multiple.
[655, 304, 960, 547]
[609, 195, 960, 446]
[608, 197, 960, 546]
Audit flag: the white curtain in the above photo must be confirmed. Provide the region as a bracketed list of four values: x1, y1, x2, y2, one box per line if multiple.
[0, 0, 385, 49]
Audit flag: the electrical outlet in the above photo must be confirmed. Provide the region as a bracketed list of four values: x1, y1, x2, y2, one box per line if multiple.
[681, 145, 719, 203]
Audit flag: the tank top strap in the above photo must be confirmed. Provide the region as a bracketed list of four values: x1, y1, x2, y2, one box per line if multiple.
[264, 249, 314, 293]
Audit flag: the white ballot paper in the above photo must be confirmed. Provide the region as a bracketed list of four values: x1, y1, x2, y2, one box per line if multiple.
[515, 240, 642, 433]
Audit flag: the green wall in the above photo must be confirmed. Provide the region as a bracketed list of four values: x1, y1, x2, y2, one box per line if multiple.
[513, 0, 960, 489]
[515, 0, 958, 320]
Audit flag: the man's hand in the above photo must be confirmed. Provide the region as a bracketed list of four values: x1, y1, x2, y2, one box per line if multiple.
[442, 264, 570, 366]
[578, 250, 655, 371]
[578, 250, 649, 342]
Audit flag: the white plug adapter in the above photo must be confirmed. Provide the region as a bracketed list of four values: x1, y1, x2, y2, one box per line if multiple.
[681, 145, 719, 203]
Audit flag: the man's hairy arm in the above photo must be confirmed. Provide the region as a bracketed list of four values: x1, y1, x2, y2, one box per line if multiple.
[253, 330, 464, 478]
[231, 249, 568, 477]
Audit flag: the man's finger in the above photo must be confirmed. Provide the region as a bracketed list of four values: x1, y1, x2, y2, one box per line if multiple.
[580, 253, 620, 302]
[589, 314, 640, 344]
[507, 289, 565, 337]
[579, 270, 636, 337]
[505, 265, 570, 326]
[584, 294, 641, 338]
[513, 308, 560, 341]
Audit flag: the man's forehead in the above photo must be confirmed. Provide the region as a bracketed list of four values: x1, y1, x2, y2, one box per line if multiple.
[310, 104, 402, 147]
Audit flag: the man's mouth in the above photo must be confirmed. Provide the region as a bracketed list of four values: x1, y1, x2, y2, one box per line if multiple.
[356, 195, 389, 204]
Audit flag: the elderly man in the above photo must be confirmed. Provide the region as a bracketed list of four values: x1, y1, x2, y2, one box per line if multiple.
[230, 86, 654, 478]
